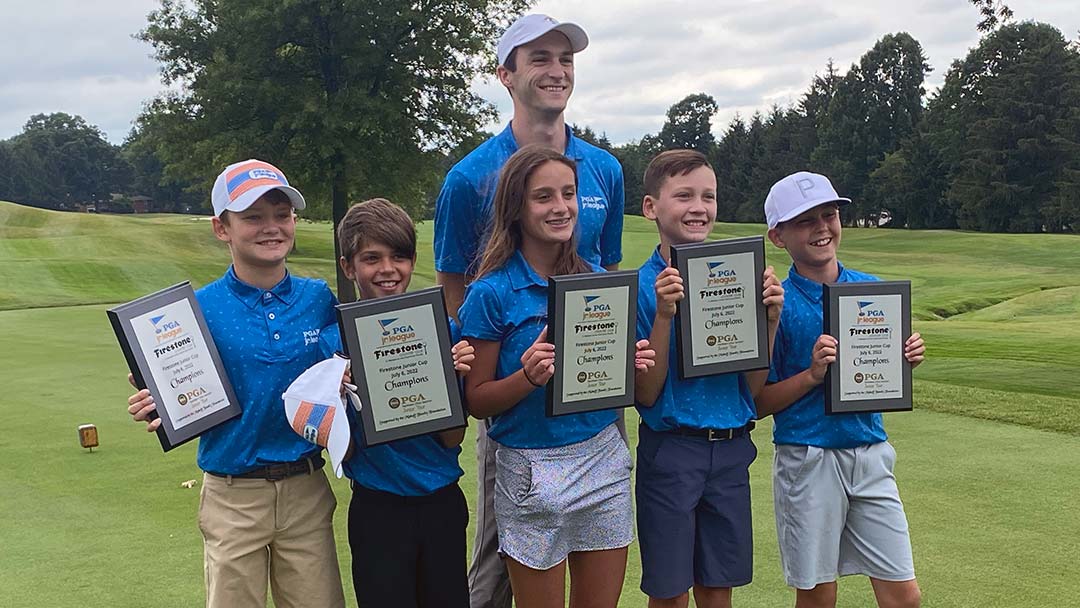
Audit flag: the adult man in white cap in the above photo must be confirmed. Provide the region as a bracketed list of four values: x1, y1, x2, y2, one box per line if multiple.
[125, 159, 346, 608]
[432, 14, 625, 608]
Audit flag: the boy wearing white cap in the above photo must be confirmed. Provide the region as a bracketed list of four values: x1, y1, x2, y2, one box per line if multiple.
[125, 159, 346, 608]
[432, 14, 626, 608]
[757, 172, 924, 608]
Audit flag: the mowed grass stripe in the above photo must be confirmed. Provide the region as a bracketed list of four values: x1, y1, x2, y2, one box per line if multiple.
[3, 201, 1080, 427]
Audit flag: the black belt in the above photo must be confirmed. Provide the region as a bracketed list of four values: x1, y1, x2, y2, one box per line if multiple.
[664, 421, 755, 442]
[208, 454, 324, 481]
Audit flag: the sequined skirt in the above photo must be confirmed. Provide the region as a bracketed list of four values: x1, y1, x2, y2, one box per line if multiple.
[492, 423, 634, 570]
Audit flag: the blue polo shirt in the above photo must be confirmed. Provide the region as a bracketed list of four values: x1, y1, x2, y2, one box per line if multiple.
[635, 247, 756, 431]
[195, 267, 336, 474]
[458, 251, 617, 449]
[318, 324, 464, 497]
[433, 123, 624, 275]
[768, 262, 888, 448]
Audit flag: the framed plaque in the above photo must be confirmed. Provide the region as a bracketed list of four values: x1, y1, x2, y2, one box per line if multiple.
[107, 282, 241, 452]
[336, 286, 467, 446]
[670, 236, 769, 379]
[546, 270, 638, 417]
[823, 281, 913, 414]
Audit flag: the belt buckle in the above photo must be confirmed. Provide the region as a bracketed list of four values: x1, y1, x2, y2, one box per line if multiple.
[707, 428, 732, 441]
[263, 463, 290, 481]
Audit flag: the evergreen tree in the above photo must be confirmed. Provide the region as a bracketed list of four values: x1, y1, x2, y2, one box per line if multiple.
[813, 33, 930, 224]
[942, 22, 1080, 232]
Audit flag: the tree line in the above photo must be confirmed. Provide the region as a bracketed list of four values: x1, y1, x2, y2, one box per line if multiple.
[1, 4, 1077, 234]
[597, 22, 1080, 233]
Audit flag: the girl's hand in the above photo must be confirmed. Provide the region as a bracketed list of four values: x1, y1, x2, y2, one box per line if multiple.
[634, 339, 656, 374]
[452, 339, 475, 376]
[520, 326, 555, 387]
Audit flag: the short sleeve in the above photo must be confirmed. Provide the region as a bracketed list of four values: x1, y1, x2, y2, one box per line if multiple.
[318, 323, 343, 360]
[600, 162, 625, 267]
[448, 317, 462, 343]
[434, 170, 480, 274]
[458, 281, 505, 342]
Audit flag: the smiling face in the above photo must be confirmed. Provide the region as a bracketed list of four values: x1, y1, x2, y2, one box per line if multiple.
[340, 240, 414, 300]
[768, 202, 842, 277]
[643, 164, 718, 250]
[498, 30, 574, 118]
[212, 193, 295, 272]
[519, 159, 578, 246]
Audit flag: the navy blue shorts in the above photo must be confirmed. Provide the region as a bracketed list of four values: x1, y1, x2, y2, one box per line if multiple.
[635, 423, 757, 599]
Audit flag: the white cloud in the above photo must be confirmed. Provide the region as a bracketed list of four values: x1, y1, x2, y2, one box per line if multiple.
[1, 0, 1077, 146]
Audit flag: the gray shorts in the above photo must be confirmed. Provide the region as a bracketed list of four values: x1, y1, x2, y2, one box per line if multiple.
[773, 441, 915, 589]
[493, 424, 634, 570]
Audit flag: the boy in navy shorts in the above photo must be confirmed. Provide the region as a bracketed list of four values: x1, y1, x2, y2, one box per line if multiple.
[756, 171, 925, 608]
[318, 198, 472, 608]
[634, 150, 784, 608]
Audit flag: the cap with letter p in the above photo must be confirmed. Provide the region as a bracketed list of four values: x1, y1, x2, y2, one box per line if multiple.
[497, 14, 589, 68]
[211, 159, 307, 218]
[764, 171, 851, 229]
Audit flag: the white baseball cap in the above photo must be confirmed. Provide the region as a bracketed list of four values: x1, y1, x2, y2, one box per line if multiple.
[497, 14, 589, 68]
[764, 171, 851, 229]
[211, 159, 306, 217]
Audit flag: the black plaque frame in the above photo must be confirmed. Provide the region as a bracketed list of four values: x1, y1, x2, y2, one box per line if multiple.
[546, 270, 638, 417]
[107, 282, 241, 452]
[670, 236, 769, 379]
[336, 286, 467, 446]
[823, 281, 913, 414]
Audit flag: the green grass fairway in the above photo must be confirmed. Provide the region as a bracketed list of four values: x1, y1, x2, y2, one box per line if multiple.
[2, 202, 1079, 607]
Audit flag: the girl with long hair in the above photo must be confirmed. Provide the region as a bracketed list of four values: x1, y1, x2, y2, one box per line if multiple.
[459, 145, 654, 608]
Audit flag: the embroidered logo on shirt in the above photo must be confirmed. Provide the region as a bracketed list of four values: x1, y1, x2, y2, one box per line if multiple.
[303, 328, 321, 346]
[579, 196, 606, 211]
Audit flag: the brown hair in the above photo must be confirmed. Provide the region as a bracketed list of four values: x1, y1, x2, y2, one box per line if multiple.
[337, 198, 416, 263]
[643, 149, 713, 198]
[503, 48, 519, 72]
[473, 145, 589, 279]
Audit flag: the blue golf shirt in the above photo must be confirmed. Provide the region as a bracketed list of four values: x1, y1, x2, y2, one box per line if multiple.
[433, 123, 624, 275]
[458, 250, 617, 449]
[195, 267, 336, 474]
[768, 262, 888, 448]
[318, 323, 464, 497]
[635, 247, 757, 431]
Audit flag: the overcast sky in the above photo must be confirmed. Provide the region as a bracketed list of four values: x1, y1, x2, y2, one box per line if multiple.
[2, 0, 1077, 146]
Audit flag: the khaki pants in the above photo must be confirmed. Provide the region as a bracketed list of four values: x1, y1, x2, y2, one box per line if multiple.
[199, 469, 345, 608]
